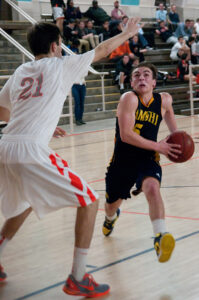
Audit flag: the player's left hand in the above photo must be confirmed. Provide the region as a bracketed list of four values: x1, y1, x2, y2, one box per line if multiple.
[53, 127, 67, 138]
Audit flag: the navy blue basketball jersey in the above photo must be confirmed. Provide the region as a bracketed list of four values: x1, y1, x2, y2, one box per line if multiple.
[114, 91, 163, 161]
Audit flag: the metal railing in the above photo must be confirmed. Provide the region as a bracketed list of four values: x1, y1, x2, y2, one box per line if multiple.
[189, 64, 199, 115]
[4, 0, 109, 111]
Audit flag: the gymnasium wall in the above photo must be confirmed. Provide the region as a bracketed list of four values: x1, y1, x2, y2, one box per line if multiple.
[11, 0, 199, 22]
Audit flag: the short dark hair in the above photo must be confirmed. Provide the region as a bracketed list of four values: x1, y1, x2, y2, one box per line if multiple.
[132, 62, 157, 79]
[27, 22, 61, 56]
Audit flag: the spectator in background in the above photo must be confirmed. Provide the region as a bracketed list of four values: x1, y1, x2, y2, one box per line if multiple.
[168, 4, 180, 32]
[187, 36, 199, 64]
[138, 23, 155, 49]
[50, 0, 65, 34]
[174, 19, 192, 41]
[114, 54, 133, 93]
[177, 53, 196, 82]
[156, 3, 167, 24]
[129, 35, 146, 62]
[72, 78, 87, 126]
[84, 0, 110, 26]
[170, 36, 191, 61]
[98, 20, 111, 42]
[63, 18, 78, 45]
[109, 40, 134, 62]
[77, 21, 92, 51]
[64, 0, 82, 21]
[194, 18, 199, 36]
[156, 20, 178, 44]
[85, 20, 99, 47]
[109, 20, 122, 37]
[121, 15, 129, 29]
[111, 1, 125, 21]
[67, 38, 80, 53]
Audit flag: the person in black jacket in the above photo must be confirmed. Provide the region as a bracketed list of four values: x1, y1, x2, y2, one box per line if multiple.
[50, 0, 66, 34]
[114, 54, 133, 93]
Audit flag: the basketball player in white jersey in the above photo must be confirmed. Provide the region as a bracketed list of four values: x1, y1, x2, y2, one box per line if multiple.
[0, 20, 140, 297]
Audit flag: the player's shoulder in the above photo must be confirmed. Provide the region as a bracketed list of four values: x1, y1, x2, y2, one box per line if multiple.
[160, 92, 173, 107]
[120, 91, 138, 103]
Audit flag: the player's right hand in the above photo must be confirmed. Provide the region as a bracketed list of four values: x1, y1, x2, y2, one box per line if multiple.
[124, 17, 141, 38]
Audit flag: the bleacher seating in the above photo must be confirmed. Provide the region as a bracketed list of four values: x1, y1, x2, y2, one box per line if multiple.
[0, 19, 199, 124]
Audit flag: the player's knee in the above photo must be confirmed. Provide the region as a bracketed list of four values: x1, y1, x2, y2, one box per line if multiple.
[142, 178, 159, 198]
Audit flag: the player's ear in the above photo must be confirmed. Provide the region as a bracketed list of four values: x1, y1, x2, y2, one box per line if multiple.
[51, 41, 57, 54]
[152, 79, 156, 89]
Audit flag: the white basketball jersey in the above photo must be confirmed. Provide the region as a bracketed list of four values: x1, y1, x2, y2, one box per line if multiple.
[0, 50, 95, 143]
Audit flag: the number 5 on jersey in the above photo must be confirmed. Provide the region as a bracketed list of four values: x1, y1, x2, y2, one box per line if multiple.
[133, 123, 143, 135]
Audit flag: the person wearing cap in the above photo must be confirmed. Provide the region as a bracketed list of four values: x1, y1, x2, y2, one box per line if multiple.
[84, 0, 111, 26]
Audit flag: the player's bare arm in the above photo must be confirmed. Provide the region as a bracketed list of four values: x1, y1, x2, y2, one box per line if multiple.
[161, 92, 178, 133]
[158, 92, 181, 159]
[118, 92, 181, 158]
[0, 107, 10, 123]
[93, 17, 140, 62]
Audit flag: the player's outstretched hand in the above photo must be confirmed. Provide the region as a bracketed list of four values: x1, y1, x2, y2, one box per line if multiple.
[123, 17, 141, 38]
[157, 137, 181, 159]
[53, 126, 67, 138]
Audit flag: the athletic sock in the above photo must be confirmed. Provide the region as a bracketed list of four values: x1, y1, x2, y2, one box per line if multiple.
[0, 235, 8, 258]
[71, 247, 88, 282]
[106, 212, 117, 221]
[152, 219, 167, 236]
[120, 83, 124, 89]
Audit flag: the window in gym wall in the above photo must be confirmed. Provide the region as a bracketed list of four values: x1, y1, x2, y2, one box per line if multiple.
[121, 0, 140, 5]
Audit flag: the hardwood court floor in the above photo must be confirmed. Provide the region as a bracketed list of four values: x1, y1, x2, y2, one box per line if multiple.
[0, 115, 199, 300]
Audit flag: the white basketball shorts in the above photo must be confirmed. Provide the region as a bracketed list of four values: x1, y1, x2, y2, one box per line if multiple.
[52, 7, 65, 20]
[0, 135, 98, 219]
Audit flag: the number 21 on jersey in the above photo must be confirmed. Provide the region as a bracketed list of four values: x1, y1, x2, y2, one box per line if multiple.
[18, 73, 43, 101]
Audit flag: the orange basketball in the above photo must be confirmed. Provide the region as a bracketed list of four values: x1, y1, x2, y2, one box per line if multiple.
[167, 131, 194, 163]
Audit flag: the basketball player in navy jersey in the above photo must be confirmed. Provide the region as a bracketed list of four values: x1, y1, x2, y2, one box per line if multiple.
[102, 62, 181, 263]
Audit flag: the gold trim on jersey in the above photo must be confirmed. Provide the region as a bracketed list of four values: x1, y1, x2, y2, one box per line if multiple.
[139, 95, 154, 107]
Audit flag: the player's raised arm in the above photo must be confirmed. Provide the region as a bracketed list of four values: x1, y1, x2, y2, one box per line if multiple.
[93, 17, 141, 63]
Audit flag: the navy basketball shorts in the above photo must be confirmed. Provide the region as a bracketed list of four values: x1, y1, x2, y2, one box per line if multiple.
[105, 156, 162, 204]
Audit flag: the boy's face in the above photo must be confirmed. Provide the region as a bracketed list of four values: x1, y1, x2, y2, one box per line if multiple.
[131, 67, 156, 94]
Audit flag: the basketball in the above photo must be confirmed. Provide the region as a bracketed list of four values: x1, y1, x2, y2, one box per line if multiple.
[167, 131, 195, 163]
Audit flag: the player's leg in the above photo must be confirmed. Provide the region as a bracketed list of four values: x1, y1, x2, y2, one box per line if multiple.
[63, 200, 110, 297]
[0, 207, 32, 281]
[142, 177, 175, 262]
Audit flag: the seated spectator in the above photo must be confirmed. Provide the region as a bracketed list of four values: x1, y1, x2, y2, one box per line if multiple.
[65, 0, 82, 21]
[156, 20, 178, 44]
[129, 35, 146, 62]
[63, 18, 78, 45]
[85, 20, 99, 47]
[168, 4, 180, 32]
[50, 0, 65, 34]
[114, 54, 134, 93]
[84, 0, 110, 26]
[156, 3, 167, 24]
[138, 23, 155, 49]
[109, 20, 122, 37]
[109, 40, 134, 62]
[177, 53, 196, 82]
[121, 15, 129, 29]
[189, 36, 199, 64]
[194, 18, 199, 36]
[98, 20, 111, 42]
[77, 20, 94, 51]
[67, 38, 80, 53]
[170, 36, 191, 61]
[174, 19, 192, 41]
[111, 0, 125, 21]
